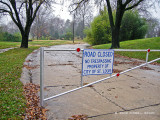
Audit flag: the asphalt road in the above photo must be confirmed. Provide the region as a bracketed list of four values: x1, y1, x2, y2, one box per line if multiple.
[21, 44, 160, 120]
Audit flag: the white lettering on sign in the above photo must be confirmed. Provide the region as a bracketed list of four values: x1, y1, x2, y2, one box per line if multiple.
[82, 49, 114, 76]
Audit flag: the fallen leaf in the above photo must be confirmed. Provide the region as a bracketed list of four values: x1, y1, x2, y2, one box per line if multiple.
[68, 114, 88, 120]
[23, 83, 47, 119]
[115, 96, 118, 98]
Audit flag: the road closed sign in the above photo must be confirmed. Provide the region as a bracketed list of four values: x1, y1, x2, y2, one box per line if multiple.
[82, 49, 114, 76]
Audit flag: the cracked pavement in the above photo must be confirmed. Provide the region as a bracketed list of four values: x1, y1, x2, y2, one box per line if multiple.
[20, 44, 160, 120]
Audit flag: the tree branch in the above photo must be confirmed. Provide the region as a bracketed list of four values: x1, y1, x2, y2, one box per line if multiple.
[19, 1, 26, 13]
[105, 0, 114, 28]
[125, 0, 144, 11]
[29, 0, 33, 17]
[0, 9, 10, 13]
[32, 0, 44, 23]
[0, 1, 13, 13]
[69, 0, 89, 13]
[123, 0, 132, 6]
[9, 0, 24, 33]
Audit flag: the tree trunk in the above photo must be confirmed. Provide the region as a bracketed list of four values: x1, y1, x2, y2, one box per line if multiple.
[111, 28, 117, 48]
[21, 33, 29, 48]
[111, 26, 120, 48]
[111, 7, 124, 48]
[106, 0, 125, 49]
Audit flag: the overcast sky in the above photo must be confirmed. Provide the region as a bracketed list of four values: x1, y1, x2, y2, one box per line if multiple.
[52, 1, 160, 22]
[0, 1, 160, 24]
[53, 3, 72, 21]
[52, 1, 98, 21]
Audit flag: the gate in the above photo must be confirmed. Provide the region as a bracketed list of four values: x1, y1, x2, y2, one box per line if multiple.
[40, 47, 160, 107]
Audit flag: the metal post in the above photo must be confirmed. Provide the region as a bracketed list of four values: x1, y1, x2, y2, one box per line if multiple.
[40, 47, 44, 107]
[146, 49, 149, 63]
[81, 73, 83, 87]
[110, 74, 112, 77]
[81, 51, 84, 87]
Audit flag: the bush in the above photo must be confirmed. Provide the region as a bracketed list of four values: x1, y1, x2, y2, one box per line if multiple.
[84, 8, 148, 45]
[0, 32, 4, 41]
[0, 32, 21, 42]
[84, 7, 112, 45]
[13, 32, 22, 42]
[59, 34, 65, 40]
[84, 27, 94, 44]
[65, 32, 73, 40]
[119, 10, 148, 41]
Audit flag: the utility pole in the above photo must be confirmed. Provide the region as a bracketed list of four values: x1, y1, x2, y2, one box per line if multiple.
[36, 2, 39, 40]
[72, 13, 75, 43]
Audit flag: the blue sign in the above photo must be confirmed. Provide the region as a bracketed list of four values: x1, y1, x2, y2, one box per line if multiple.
[82, 49, 114, 76]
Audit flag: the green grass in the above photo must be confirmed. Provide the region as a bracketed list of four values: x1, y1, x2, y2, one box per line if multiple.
[0, 48, 34, 119]
[93, 37, 160, 63]
[28, 40, 78, 47]
[0, 41, 20, 49]
[0, 39, 84, 119]
[0, 39, 84, 49]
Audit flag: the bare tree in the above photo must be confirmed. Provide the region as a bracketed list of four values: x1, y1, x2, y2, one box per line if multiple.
[77, 3, 93, 39]
[5, 20, 19, 34]
[31, 6, 53, 40]
[50, 17, 65, 39]
[146, 18, 160, 38]
[71, 0, 146, 48]
[69, 0, 93, 39]
[0, 0, 51, 48]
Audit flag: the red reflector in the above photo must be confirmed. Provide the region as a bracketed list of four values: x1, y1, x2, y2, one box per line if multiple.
[76, 48, 80, 52]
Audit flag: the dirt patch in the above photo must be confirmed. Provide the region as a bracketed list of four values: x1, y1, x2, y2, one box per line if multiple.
[130, 86, 140, 89]
[25, 59, 33, 63]
[140, 66, 154, 70]
[71, 52, 82, 58]
[137, 83, 141, 85]
[48, 63, 73, 66]
[68, 61, 74, 62]
[107, 88, 116, 91]
[23, 65, 39, 70]
[150, 62, 160, 66]
[114, 60, 144, 66]
[113, 69, 123, 73]
[114, 54, 160, 66]
[114, 54, 131, 59]
[114, 60, 154, 70]
[83, 83, 94, 87]
[125, 74, 133, 77]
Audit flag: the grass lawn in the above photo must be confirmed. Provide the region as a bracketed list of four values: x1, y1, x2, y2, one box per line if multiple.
[93, 37, 160, 63]
[0, 41, 20, 49]
[0, 39, 84, 49]
[0, 40, 84, 119]
[0, 48, 34, 119]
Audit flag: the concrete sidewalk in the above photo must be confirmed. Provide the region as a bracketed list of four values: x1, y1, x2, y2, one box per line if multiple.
[21, 44, 160, 120]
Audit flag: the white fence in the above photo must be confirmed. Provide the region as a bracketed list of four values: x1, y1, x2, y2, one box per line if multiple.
[40, 48, 160, 107]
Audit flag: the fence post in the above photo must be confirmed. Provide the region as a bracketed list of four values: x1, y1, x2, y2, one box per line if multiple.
[40, 47, 44, 107]
[81, 50, 83, 87]
[146, 49, 150, 64]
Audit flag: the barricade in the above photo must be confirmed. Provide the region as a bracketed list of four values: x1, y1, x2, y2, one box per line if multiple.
[40, 47, 160, 107]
